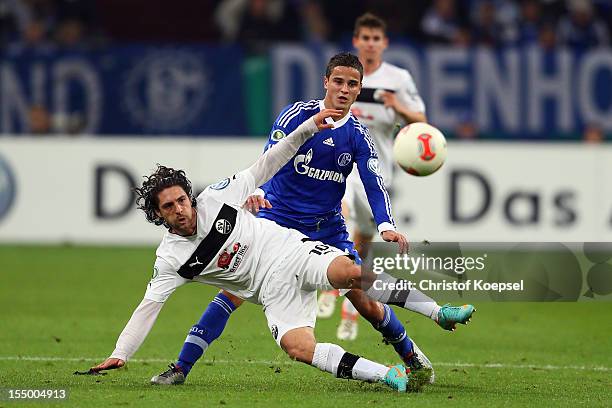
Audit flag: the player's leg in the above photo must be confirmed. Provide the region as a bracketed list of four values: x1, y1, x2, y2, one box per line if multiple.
[348, 183, 473, 329]
[263, 251, 413, 392]
[316, 289, 339, 318]
[151, 290, 243, 385]
[359, 264, 475, 331]
[335, 196, 374, 339]
[344, 212, 435, 380]
[261, 262, 408, 391]
[344, 288, 433, 382]
[352, 228, 374, 260]
[326, 256, 474, 332]
[279, 327, 410, 392]
[297, 240, 435, 386]
[317, 200, 353, 319]
[337, 297, 359, 340]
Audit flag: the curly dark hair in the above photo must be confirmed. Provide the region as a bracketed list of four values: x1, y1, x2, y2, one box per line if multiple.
[134, 164, 197, 227]
[325, 52, 363, 80]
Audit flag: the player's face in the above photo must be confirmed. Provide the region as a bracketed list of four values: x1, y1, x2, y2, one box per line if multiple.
[156, 186, 197, 236]
[323, 66, 362, 114]
[353, 27, 388, 64]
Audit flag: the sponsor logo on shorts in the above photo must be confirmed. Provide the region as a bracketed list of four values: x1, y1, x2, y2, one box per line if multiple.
[215, 219, 232, 234]
[271, 324, 279, 340]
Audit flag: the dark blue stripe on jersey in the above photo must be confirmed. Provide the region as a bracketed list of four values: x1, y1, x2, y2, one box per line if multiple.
[336, 352, 360, 379]
[177, 204, 237, 279]
[357, 88, 396, 104]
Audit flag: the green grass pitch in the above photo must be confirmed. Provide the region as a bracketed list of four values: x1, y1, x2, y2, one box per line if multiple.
[0, 245, 610, 407]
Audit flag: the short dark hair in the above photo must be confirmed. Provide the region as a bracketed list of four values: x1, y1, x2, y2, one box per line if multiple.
[325, 52, 363, 80]
[134, 164, 196, 227]
[353, 12, 387, 37]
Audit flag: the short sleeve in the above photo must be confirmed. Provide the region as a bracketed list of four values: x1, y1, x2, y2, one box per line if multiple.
[398, 69, 425, 114]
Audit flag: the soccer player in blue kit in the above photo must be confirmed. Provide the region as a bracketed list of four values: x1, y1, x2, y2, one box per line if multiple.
[149, 53, 474, 385]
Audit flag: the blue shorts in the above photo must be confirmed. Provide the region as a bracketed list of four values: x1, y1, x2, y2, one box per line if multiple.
[258, 212, 362, 264]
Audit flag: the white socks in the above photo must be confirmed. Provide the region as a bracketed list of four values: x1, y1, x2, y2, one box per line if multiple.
[406, 289, 441, 320]
[365, 271, 440, 320]
[311, 343, 388, 382]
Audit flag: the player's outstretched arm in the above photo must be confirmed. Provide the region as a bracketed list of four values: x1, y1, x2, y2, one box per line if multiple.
[246, 109, 342, 188]
[91, 298, 164, 372]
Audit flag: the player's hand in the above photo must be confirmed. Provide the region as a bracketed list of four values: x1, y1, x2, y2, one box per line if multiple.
[243, 195, 272, 214]
[381, 230, 409, 254]
[91, 358, 125, 372]
[312, 109, 343, 131]
[380, 91, 401, 111]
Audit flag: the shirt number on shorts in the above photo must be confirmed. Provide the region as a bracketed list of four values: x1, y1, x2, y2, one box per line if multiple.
[309, 243, 333, 256]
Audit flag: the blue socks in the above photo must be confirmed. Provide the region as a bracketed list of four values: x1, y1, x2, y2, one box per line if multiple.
[176, 293, 236, 376]
[375, 304, 414, 358]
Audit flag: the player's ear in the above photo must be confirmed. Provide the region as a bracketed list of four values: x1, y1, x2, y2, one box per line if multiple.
[323, 75, 329, 90]
[383, 36, 389, 50]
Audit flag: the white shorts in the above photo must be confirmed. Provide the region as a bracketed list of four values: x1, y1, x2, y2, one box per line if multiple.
[344, 171, 378, 237]
[261, 237, 346, 346]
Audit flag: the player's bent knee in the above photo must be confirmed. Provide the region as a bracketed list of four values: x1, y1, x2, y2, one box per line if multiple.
[327, 256, 362, 289]
[279, 327, 316, 364]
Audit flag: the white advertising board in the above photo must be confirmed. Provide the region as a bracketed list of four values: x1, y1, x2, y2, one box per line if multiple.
[0, 138, 610, 244]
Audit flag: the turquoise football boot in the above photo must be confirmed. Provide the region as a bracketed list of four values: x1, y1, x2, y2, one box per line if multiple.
[381, 364, 408, 392]
[437, 304, 475, 331]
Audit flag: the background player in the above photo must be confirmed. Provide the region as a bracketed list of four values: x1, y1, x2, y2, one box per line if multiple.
[317, 13, 429, 341]
[150, 53, 473, 386]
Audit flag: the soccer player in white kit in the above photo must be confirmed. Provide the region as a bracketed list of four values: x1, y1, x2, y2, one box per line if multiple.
[318, 13, 429, 341]
[89, 108, 420, 392]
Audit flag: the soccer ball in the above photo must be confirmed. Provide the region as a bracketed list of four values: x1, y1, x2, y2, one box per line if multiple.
[393, 122, 447, 176]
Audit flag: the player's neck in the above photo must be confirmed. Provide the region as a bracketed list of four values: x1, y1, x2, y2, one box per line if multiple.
[361, 58, 382, 76]
[322, 99, 351, 119]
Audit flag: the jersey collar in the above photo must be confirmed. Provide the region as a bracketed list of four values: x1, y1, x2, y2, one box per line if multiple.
[318, 100, 352, 129]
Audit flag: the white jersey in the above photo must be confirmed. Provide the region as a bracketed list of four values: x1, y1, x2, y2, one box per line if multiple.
[145, 171, 305, 305]
[108, 116, 330, 362]
[350, 61, 425, 186]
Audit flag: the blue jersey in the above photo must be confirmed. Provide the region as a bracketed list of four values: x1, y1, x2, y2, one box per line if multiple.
[258, 99, 395, 234]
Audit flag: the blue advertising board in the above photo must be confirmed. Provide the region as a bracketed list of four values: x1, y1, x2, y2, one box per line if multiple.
[0, 45, 247, 135]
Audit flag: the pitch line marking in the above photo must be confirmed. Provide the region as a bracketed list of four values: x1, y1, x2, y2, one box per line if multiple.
[0, 356, 610, 372]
